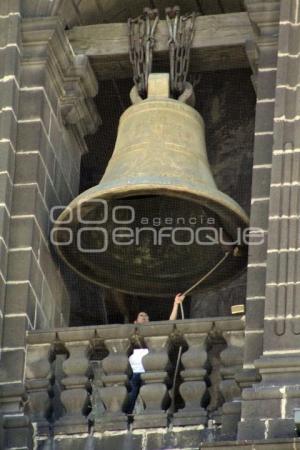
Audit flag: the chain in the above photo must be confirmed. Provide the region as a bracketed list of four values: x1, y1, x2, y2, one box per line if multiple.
[166, 6, 196, 97]
[128, 8, 159, 98]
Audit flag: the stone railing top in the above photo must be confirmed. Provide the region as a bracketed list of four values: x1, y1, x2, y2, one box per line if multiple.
[26, 316, 245, 345]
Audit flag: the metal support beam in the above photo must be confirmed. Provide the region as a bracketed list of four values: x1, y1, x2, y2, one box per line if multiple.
[67, 12, 252, 79]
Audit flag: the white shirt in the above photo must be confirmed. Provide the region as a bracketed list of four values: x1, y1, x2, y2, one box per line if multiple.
[129, 348, 149, 373]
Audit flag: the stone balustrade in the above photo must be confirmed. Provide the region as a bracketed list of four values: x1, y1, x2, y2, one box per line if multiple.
[25, 317, 244, 440]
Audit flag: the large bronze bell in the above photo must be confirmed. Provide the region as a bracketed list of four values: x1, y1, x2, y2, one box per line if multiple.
[52, 74, 249, 297]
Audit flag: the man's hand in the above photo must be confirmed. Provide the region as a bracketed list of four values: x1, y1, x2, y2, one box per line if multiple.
[174, 293, 185, 304]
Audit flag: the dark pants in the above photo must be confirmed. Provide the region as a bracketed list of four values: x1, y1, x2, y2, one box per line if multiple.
[126, 372, 142, 414]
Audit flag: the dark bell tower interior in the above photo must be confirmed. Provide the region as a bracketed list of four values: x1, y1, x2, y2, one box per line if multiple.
[68, 68, 255, 326]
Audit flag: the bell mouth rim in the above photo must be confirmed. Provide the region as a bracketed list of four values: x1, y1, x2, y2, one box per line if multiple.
[53, 183, 249, 297]
[55, 182, 249, 230]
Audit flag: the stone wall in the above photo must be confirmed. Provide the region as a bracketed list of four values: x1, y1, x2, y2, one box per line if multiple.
[241, 0, 280, 377]
[0, 2, 100, 447]
[239, 0, 300, 441]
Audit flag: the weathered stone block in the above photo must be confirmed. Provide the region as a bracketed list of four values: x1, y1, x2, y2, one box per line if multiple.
[39, 239, 58, 289]
[253, 134, 273, 165]
[3, 415, 33, 450]
[0, 109, 18, 146]
[145, 428, 205, 450]
[0, 205, 10, 246]
[12, 183, 37, 215]
[267, 218, 283, 251]
[279, 22, 300, 55]
[15, 152, 46, 193]
[19, 90, 51, 133]
[268, 418, 296, 439]
[53, 162, 72, 206]
[263, 321, 300, 352]
[241, 398, 281, 419]
[271, 152, 295, 184]
[258, 45, 278, 70]
[62, 128, 81, 172]
[30, 251, 44, 299]
[2, 315, 29, 348]
[16, 120, 43, 151]
[266, 251, 297, 285]
[40, 129, 55, 178]
[20, 61, 45, 89]
[38, 239, 69, 324]
[0, 239, 8, 280]
[0, 141, 15, 177]
[250, 199, 269, 230]
[0, 172, 13, 208]
[44, 174, 60, 211]
[0, 349, 25, 382]
[243, 332, 263, 366]
[238, 419, 266, 440]
[0, 277, 5, 312]
[7, 248, 31, 281]
[49, 112, 63, 157]
[102, 434, 143, 450]
[248, 231, 267, 265]
[251, 167, 271, 199]
[0, 0, 20, 15]
[0, 46, 20, 80]
[245, 298, 265, 331]
[5, 282, 36, 327]
[246, 266, 266, 298]
[273, 120, 299, 151]
[0, 78, 19, 116]
[35, 303, 50, 329]
[274, 87, 299, 121]
[257, 70, 277, 101]
[255, 102, 275, 133]
[9, 216, 41, 257]
[35, 191, 50, 238]
[12, 184, 50, 238]
[41, 278, 55, 325]
[21, 0, 57, 16]
[280, 0, 300, 23]
[7, 249, 43, 299]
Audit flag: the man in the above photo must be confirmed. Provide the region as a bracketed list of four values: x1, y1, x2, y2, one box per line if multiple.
[126, 293, 185, 414]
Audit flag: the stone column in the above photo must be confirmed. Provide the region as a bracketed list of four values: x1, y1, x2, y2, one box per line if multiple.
[0, 3, 34, 448]
[54, 330, 93, 434]
[217, 320, 244, 439]
[0, 0, 23, 396]
[0, 5, 100, 445]
[97, 325, 134, 431]
[240, 0, 300, 440]
[133, 322, 173, 429]
[173, 320, 211, 427]
[25, 337, 54, 434]
[243, 0, 280, 377]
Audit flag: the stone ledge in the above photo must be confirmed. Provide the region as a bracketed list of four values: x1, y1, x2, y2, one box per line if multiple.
[202, 437, 300, 450]
[27, 316, 244, 344]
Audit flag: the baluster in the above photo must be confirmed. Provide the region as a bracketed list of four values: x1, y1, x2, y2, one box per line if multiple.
[55, 335, 91, 434]
[218, 321, 245, 439]
[173, 320, 212, 426]
[133, 323, 173, 429]
[98, 334, 131, 430]
[25, 341, 53, 434]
